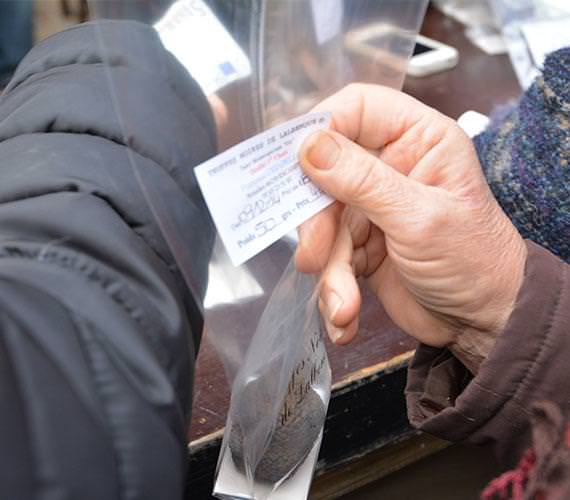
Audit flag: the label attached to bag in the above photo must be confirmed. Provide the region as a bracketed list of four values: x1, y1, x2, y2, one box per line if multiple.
[195, 112, 333, 266]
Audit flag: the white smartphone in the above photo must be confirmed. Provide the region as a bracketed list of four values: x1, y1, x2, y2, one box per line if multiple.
[346, 24, 459, 78]
[407, 35, 459, 77]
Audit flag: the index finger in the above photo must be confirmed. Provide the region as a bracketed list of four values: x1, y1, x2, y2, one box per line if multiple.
[312, 83, 431, 147]
[311, 83, 447, 169]
[295, 202, 343, 273]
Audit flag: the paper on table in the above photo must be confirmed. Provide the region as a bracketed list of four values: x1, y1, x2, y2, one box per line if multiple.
[520, 17, 570, 69]
[155, 0, 251, 95]
[310, 0, 343, 45]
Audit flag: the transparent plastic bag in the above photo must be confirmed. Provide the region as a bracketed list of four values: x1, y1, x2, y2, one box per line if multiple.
[490, 0, 570, 89]
[211, 254, 330, 498]
[87, 1, 428, 498]
[433, 0, 508, 56]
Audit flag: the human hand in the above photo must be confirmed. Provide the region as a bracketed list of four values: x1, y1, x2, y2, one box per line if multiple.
[208, 93, 229, 137]
[296, 84, 527, 371]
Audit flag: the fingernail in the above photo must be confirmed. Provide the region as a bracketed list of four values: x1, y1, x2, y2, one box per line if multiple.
[328, 324, 345, 344]
[304, 131, 340, 170]
[323, 316, 345, 344]
[324, 290, 343, 323]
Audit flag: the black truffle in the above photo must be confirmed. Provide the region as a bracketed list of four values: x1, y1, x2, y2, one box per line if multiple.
[229, 381, 326, 484]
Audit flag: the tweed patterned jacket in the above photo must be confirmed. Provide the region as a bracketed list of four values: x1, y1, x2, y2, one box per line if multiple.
[475, 48, 570, 264]
[407, 48, 570, 500]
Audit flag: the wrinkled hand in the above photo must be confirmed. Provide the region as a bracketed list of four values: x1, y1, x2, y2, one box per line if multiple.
[296, 84, 527, 372]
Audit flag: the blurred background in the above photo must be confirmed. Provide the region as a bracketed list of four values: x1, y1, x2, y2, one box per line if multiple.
[0, 0, 86, 87]
[36, 0, 88, 39]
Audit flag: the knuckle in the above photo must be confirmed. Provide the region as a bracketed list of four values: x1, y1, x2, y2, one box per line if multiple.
[341, 150, 379, 202]
[341, 207, 369, 242]
[340, 206, 359, 232]
[343, 82, 365, 97]
[406, 200, 450, 242]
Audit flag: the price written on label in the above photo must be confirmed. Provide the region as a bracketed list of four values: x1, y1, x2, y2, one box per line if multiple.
[194, 112, 334, 266]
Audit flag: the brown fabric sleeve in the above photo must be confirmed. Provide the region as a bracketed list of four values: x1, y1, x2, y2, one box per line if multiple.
[405, 240, 570, 467]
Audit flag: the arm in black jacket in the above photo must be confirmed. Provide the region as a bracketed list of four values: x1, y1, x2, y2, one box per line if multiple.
[0, 21, 216, 500]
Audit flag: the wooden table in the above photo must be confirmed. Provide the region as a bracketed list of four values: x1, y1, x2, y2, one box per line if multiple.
[404, 6, 520, 118]
[187, 5, 521, 498]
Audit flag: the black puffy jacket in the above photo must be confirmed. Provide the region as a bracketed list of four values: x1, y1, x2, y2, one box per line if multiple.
[0, 21, 216, 500]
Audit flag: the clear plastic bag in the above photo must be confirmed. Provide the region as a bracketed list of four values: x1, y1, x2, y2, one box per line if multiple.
[87, 1, 428, 497]
[490, 0, 570, 89]
[210, 254, 329, 498]
[433, 0, 508, 56]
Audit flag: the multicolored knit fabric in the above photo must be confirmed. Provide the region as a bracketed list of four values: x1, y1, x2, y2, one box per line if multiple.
[474, 48, 570, 263]
[481, 401, 570, 500]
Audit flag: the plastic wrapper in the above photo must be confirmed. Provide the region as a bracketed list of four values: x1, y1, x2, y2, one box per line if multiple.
[207, 249, 329, 498]
[433, 0, 507, 56]
[88, 1, 428, 498]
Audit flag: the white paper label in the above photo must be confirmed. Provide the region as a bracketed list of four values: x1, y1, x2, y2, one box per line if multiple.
[155, 0, 251, 95]
[195, 112, 333, 266]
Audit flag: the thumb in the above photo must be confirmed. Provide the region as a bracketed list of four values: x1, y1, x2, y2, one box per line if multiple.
[299, 130, 424, 231]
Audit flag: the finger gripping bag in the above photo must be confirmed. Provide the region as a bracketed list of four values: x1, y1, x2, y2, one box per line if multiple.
[88, 1, 428, 498]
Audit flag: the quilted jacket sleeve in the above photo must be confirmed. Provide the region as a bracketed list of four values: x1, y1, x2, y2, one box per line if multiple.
[0, 21, 216, 500]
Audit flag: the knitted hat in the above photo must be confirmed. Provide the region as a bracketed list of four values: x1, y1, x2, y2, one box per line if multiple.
[474, 48, 570, 263]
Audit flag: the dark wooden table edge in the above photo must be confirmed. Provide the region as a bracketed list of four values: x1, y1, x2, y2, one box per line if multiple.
[309, 431, 448, 499]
